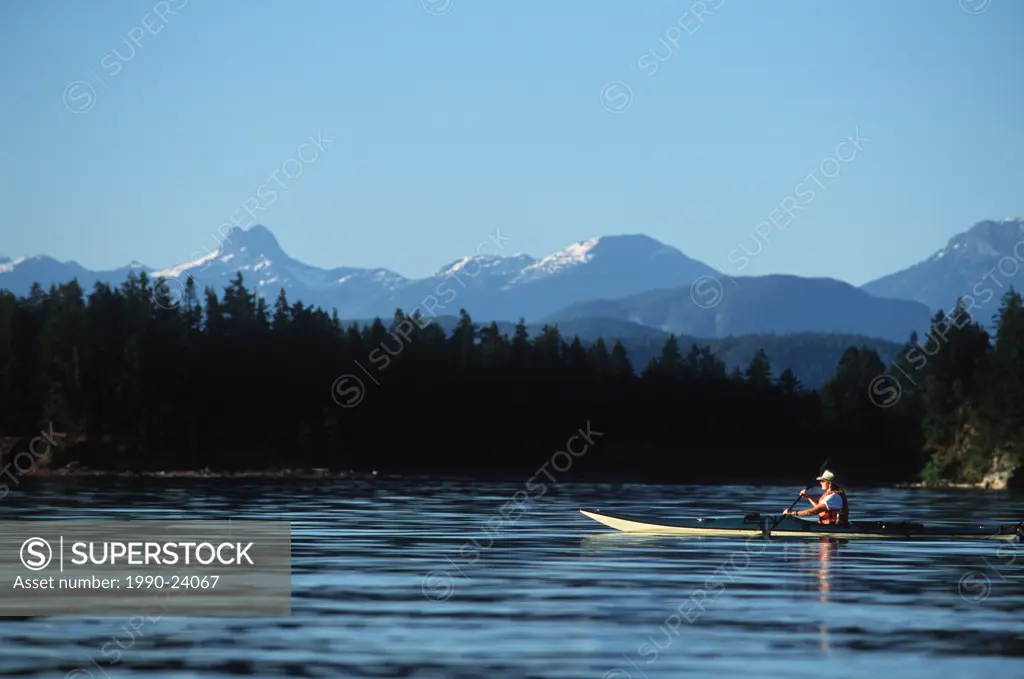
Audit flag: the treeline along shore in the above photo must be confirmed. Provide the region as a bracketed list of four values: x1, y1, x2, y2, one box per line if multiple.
[0, 272, 1021, 487]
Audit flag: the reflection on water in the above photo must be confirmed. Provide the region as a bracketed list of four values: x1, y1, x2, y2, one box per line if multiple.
[0, 477, 1022, 678]
[818, 538, 840, 602]
[785, 537, 843, 602]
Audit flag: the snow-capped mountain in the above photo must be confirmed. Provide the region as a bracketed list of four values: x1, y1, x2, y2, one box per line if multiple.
[862, 218, 1024, 313]
[385, 233, 717, 321]
[488, 234, 717, 320]
[0, 226, 718, 321]
[141, 225, 408, 315]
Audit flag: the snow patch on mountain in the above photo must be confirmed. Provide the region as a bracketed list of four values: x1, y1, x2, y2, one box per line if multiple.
[512, 238, 600, 284]
[0, 256, 29, 274]
[434, 253, 537, 279]
[370, 269, 408, 289]
[970, 241, 999, 257]
[326, 267, 408, 292]
[152, 250, 220, 279]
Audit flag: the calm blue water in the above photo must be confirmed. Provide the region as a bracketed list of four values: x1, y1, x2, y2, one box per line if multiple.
[1, 478, 1023, 678]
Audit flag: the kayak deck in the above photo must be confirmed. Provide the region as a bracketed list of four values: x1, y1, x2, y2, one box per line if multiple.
[579, 509, 1022, 540]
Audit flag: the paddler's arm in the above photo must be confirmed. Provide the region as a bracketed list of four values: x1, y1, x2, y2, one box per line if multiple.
[784, 501, 826, 517]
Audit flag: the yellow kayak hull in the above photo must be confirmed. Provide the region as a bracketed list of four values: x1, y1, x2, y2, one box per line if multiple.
[579, 509, 1021, 540]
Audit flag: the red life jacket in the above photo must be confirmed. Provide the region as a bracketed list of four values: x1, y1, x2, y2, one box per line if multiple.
[817, 489, 848, 525]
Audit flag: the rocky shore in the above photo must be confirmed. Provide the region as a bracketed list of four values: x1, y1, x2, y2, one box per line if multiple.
[896, 453, 1022, 491]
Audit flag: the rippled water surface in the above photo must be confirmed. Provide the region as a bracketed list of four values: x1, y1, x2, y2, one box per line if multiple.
[2, 477, 1023, 678]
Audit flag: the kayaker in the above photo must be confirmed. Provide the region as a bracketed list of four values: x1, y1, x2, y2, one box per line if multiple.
[783, 469, 849, 524]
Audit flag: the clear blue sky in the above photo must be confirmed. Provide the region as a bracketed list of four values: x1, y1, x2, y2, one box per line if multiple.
[1, 0, 1021, 284]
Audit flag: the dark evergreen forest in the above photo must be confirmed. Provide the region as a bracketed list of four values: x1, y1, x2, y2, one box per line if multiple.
[1, 272, 1021, 485]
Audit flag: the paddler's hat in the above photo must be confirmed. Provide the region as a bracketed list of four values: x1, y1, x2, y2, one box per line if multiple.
[816, 469, 835, 481]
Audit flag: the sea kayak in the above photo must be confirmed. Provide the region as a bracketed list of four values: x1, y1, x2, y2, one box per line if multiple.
[580, 509, 1023, 541]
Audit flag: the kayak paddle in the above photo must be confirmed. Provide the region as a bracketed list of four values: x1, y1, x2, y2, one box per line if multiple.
[765, 488, 808, 534]
[783, 487, 811, 514]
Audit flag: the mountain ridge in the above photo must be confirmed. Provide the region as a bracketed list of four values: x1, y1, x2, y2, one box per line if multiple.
[862, 218, 1024, 313]
[3, 219, 1015, 343]
[0, 225, 718, 322]
[547, 273, 933, 343]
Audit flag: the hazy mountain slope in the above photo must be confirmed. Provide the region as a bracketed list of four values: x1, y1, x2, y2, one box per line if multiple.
[862, 218, 1024, 312]
[549, 275, 932, 343]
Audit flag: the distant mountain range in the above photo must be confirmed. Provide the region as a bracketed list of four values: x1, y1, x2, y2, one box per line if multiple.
[3, 218, 1022, 349]
[0, 256, 152, 300]
[0, 225, 716, 322]
[863, 218, 1024, 315]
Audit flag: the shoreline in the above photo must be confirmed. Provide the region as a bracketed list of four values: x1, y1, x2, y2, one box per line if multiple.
[14, 465, 1013, 489]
